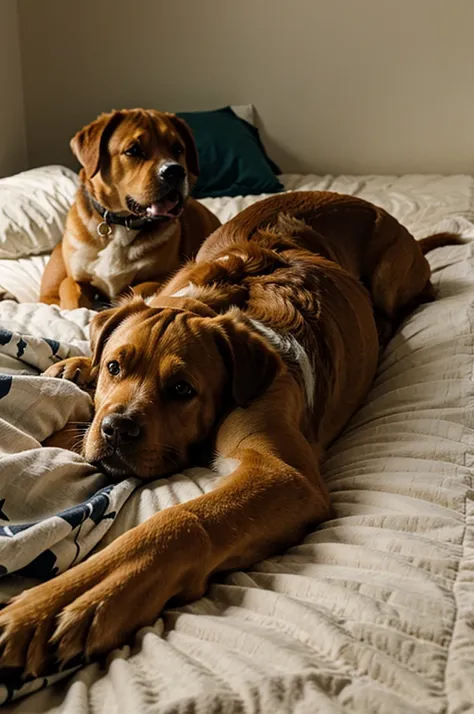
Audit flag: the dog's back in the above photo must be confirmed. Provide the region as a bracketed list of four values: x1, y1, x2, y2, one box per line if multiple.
[197, 191, 458, 329]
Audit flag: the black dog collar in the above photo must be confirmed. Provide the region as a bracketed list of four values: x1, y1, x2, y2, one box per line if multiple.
[88, 194, 169, 236]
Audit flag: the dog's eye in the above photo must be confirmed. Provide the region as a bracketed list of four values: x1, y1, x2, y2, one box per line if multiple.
[124, 143, 144, 158]
[172, 142, 183, 159]
[107, 360, 121, 376]
[169, 380, 196, 400]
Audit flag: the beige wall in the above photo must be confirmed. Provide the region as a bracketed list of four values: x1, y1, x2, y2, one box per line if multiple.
[0, 0, 27, 178]
[17, 0, 474, 174]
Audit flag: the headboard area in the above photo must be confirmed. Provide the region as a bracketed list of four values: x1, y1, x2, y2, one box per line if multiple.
[15, 0, 474, 176]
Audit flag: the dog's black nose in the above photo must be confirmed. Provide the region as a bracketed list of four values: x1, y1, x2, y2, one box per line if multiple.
[101, 414, 140, 446]
[159, 162, 185, 185]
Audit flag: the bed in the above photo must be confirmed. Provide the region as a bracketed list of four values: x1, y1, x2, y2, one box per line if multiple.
[0, 167, 473, 713]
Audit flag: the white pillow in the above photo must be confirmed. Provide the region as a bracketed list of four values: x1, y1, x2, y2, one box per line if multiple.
[230, 104, 255, 126]
[0, 165, 79, 259]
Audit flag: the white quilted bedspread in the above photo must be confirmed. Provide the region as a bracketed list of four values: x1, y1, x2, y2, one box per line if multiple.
[1, 174, 474, 713]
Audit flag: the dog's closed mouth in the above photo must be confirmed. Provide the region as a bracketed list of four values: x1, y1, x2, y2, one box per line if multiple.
[94, 454, 134, 482]
[126, 190, 184, 221]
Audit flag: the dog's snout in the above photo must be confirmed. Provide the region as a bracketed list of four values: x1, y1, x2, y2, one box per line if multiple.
[159, 162, 185, 185]
[101, 413, 141, 446]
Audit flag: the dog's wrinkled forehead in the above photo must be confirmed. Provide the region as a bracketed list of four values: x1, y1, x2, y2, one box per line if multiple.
[90, 297, 223, 378]
[108, 305, 182, 344]
[101, 304, 209, 361]
[109, 112, 180, 154]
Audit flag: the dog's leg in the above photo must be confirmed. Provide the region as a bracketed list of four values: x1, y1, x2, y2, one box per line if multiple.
[369, 217, 432, 323]
[0, 404, 329, 677]
[44, 356, 96, 390]
[41, 357, 95, 450]
[59, 278, 95, 310]
[193, 407, 332, 571]
[373, 307, 396, 353]
[39, 243, 67, 305]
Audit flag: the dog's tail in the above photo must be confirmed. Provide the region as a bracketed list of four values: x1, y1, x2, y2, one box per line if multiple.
[418, 232, 463, 255]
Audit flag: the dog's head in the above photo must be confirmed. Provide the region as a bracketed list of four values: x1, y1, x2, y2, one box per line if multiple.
[83, 297, 281, 481]
[71, 108, 199, 222]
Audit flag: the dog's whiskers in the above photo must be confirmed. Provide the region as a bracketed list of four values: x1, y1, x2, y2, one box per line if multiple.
[62, 421, 90, 429]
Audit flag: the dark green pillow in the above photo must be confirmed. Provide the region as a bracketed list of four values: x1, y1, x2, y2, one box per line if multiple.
[176, 106, 283, 199]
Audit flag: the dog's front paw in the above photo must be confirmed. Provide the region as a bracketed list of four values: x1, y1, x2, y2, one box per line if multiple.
[0, 586, 61, 677]
[44, 357, 95, 390]
[0, 511, 207, 679]
[0, 551, 150, 677]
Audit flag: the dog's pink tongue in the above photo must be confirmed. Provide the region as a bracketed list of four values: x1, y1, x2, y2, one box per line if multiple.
[146, 197, 178, 217]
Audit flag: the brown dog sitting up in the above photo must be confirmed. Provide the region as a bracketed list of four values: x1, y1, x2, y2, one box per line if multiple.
[39, 108, 220, 309]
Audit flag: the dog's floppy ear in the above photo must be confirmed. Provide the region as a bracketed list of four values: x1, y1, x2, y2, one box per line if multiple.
[70, 110, 124, 178]
[89, 298, 147, 367]
[214, 315, 282, 408]
[166, 114, 200, 178]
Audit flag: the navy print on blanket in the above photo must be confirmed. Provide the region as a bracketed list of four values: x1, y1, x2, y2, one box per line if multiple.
[0, 329, 13, 346]
[0, 522, 36, 536]
[43, 337, 60, 356]
[0, 375, 12, 399]
[17, 549, 58, 580]
[16, 337, 27, 358]
[58, 485, 116, 528]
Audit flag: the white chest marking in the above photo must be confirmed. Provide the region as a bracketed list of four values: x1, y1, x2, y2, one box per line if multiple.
[68, 223, 174, 298]
[248, 318, 315, 409]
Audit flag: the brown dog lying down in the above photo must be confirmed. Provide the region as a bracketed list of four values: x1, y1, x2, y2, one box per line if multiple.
[39, 108, 220, 309]
[0, 191, 459, 677]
